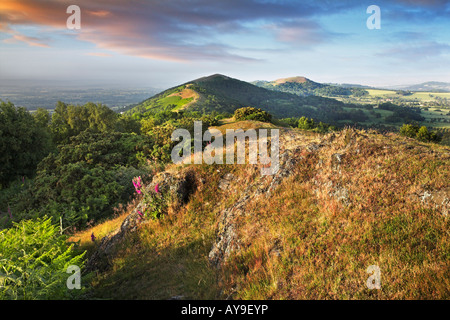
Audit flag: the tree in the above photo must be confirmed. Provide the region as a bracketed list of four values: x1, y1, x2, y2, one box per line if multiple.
[416, 126, 430, 142]
[50, 102, 119, 145]
[33, 108, 51, 128]
[0, 101, 53, 188]
[399, 123, 442, 143]
[399, 123, 419, 138]
[298, 116, 315, 130]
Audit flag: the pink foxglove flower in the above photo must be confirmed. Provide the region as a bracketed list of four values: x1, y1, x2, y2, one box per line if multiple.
[155, 183, 160, 194]
[133, 177, 143, 194]
[91, 232, 96, 242]
[7, 207, 12, 220]
[137, 210, 143, 218]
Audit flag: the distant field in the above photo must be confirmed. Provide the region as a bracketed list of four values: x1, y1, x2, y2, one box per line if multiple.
[367, 89, 450, 101]
[366, 89, 397, 96]
[158, 95, 194, 110]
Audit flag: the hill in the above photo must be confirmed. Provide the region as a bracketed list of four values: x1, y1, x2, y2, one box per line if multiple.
[387, 81, 450, 93]
[126, 74, 369, 124]
[252, 76, 366, 97]
[72, 125, 450, 299]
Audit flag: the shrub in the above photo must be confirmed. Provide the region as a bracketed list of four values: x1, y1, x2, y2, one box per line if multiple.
[234, 107, 272, 123]
[399, 124, 442, 143]
[298, 116, 315, 130]
[0, 217, 87, 300]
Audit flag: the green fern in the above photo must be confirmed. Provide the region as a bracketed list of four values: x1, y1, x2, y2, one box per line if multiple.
[0, 217, 87, 300]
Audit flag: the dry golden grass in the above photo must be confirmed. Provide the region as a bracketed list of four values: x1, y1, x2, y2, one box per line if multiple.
[68, 209, 131, 256]
[211, 120, 278, 134]
[80, 128, 449, 300]
[219, 129, 450, 299]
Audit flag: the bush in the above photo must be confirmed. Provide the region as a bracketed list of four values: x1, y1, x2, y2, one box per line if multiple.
[0, 131, 154, 230]
[399, 124, 442, 143]
[234, 107, 272, 123]
[0, 217, 87, 300]
[298, 116, 315, 130]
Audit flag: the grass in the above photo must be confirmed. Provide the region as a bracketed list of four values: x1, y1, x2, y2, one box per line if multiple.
[367, 89, 450, 100]
[76, 127, 450, 300]
[85, 165, 234, 299]
[68, 209, 130, 257]
[366, 89, 398, 96]
[218, 129, 450, 299]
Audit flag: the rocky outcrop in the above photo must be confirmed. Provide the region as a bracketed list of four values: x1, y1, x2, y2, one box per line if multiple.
[86, 128, 449, 273]
[208, 130, 320, 267]
[413, 187, 450, 217]
[85, 168, 199, 272]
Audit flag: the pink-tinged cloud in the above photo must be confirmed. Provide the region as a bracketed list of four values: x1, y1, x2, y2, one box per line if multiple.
[3, 34, 50, 48]
[87, 10, 111, 18]
[0, 0, 264, 62]
[85, 52, 113, 57]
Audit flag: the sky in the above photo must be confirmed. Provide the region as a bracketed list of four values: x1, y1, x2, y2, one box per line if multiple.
[0, 0, 450, 89]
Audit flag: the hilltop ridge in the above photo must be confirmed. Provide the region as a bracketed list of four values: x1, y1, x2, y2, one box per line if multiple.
[125, 74, 367, 124]
[75, 124, 450, 299]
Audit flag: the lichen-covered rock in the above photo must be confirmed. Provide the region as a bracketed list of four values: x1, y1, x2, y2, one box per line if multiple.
[86, 168, 199, 272]
[414, 187, 450, 217]
[208, 131, 318, 267]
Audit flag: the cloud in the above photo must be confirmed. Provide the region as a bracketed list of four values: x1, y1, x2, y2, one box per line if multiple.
[378, 41, 450, 60]
[0, 0, 341, 62]
[86, 10, 111, 18]
[265, 18, 335, 46]
[85, 52, 113, 57]
[3, 34, 50, 47]
[0, 0, 448, 62]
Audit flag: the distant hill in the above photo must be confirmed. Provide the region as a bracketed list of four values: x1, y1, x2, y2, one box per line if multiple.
[252, 76, 367, 97]
[387, 81, 450, 92]
[127, 74, 361, 122]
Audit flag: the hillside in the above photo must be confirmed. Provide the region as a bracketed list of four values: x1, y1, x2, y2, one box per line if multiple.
[126, 74, 363, 122]
[71, 124, 450, 300]
[252, 76, 364, 97]
[387, 82, 450, 93]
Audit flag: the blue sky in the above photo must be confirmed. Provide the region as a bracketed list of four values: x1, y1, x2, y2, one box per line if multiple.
[0, 0, 449, 89]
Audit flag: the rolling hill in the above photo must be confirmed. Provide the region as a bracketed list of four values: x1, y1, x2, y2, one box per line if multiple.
[126, 74, 366, 123]
[386, 81, 450, 93]
[252, 76, 364, 97]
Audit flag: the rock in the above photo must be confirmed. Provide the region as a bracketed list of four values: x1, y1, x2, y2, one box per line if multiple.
[417, 188, 450, 217]
[218, 173, 235, 191]
[86, 168, 199, 272]
[331, 153, 344, 172]
[144, 169, 198, 206]
[85, 210, 143, 272]
[208, 134, 313, 267]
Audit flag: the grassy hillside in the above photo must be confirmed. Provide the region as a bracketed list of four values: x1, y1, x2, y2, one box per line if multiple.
[255, 78, 450, 131]
[126, 74, 366, 123]
[73, 124, 450, 300]
[127, 74, 450, 134]
[252, 76, 371, 98]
